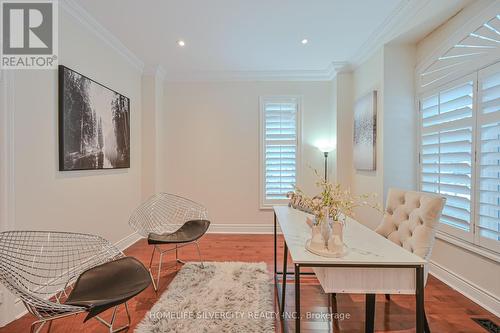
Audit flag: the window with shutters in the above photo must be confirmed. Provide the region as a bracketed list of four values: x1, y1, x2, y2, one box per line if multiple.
[260, 97, 300, 208]
[419, 62, 500, 254]
[476, 62, 500, 253]
[420, 77, 475, 241]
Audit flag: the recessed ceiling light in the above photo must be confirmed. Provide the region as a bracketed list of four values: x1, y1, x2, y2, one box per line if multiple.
[177, 40, 185, 47]
[301, 39, 308, 45]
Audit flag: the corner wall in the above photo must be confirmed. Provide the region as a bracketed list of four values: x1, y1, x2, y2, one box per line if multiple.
[335, 44, 417, 230]
[0, 5, 144, 325]
[350, 48, 385, 228]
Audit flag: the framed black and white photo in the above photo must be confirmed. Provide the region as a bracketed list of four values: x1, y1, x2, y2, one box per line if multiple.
[353, 91, 377, 171]
[59, 65, 130, 171]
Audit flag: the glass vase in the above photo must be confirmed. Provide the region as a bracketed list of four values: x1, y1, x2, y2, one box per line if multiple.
[320, 218, 331, 246]
[328, 220, 344, 254]
[309, 224, 325, 251]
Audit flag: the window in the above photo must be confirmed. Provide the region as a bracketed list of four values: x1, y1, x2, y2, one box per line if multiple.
[260, 97, 300, 208]
[477, 63, 500, 253]
[420, 77, 474, 241]
[419, 62, 500, 253]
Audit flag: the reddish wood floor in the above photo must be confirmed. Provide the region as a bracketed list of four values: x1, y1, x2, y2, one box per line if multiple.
[0, 234, 498, 332]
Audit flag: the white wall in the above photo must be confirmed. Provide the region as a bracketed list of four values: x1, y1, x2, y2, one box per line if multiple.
[382, 44, 417, 199]
[336, 44, 417, 230]
[161, 81, 333, 229]
[0, 6, 143, 325]
[10, 9, 143, 242]
[141, 71, 165, 199]
[350, 48, 385, 228]
[332, 72, 353, 188]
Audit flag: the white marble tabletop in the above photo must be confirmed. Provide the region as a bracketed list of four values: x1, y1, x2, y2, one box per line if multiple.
[274, 206, 426, 266]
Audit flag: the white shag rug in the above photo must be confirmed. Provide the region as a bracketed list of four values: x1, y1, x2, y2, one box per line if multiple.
[135, 262, 275, 333]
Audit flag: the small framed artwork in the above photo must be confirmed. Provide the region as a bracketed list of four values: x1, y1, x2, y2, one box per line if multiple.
[353, 91, 377, 171]
[59, 65, 130, 171]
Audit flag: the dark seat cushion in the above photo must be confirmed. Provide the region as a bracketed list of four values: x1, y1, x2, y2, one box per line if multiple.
[65, 257, 151, 321]
[148, 219, 210, 245]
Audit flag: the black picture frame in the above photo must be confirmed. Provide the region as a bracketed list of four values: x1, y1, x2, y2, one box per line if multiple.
[58, 65, 130, 171]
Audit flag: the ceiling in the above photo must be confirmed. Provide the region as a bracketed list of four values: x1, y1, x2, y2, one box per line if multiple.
[74, 0, 472, 78]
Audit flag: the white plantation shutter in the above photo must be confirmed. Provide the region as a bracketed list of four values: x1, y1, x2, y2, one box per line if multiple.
[260, 97, 299, 206]
[477, 62, 500, 252]
[420, 77, 474, 240]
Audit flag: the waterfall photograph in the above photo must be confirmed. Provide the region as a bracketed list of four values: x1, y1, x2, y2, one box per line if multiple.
[59, 65, 130, 171]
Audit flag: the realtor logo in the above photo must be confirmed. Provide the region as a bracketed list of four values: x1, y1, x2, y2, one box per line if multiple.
[1, 0, 58, 69]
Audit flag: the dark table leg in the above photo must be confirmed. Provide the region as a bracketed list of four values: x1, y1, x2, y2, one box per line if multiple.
[295, 264, 301, 333]
[365, 294, 375, 333]
[416, 265, 424, 333]
[281, 241, 288, 317]
[274, 212, 277, 276]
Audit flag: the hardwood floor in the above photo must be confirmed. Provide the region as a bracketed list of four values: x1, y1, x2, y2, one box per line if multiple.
[0, 234, 497, 332]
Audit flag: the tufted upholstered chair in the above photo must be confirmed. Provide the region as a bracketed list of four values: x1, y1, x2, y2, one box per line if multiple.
[376, 188, 446, 270]
[374, 188, 445, 332]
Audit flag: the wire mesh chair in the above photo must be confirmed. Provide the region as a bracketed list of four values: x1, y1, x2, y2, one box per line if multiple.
[0, 231, 147, 333]
[128, 193, 210, 291]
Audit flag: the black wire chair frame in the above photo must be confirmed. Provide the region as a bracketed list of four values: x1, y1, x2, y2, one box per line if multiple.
[128, 193, 209, 291]
[0, 231, 132, 333]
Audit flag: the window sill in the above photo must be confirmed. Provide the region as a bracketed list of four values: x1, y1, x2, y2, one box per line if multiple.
[435, 230, 500, 263]
[260, 203, 288, 211]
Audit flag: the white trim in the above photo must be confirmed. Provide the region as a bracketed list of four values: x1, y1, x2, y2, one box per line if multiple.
[351, 0, 430, 69]
[416, 1, 500, 75]
[429, 260, 500, 317]
[163, 62, 350, 82]
[416, 2, 500, 92]
[59, 0, 144, 73]
[207, 223, 282, 234]
[475, 61, 500, 254]
[114, 232, 143, 252]
[436, 230, 500, 263]
[143, 64, 167, 82]
[418, 74, 476, 242]
[0, 70, 15, 232]
[259, 96, 302, 209]
[12, 302, 27, 322]
[0, 69, 18, 329]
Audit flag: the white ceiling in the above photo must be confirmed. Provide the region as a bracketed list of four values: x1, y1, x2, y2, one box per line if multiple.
[74, 0, 471, 78]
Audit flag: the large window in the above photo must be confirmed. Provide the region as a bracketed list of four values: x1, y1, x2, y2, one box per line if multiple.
[260, 97, 300, 208]
[419, 62, 500, 254]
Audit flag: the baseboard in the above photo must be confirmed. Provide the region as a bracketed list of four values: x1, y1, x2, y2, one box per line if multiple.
[207, 223, 281, 234]
[114, 232, 143, 251]
[429, 260, 500, 317]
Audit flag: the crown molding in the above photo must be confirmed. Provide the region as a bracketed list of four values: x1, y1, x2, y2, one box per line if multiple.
[60, 0, 144, 73]
[143, 64, 167, 82]
[163, 61, 350, 82]
[350, 0, 432, 69]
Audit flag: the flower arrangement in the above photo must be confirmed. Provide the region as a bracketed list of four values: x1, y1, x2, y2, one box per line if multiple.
[289, 169, 380, 225]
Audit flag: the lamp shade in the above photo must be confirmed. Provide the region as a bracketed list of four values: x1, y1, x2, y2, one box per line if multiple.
[316, 140, 336, 153]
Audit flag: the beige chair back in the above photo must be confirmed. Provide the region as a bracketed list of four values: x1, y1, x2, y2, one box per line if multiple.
[376, 189, 446, 262]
